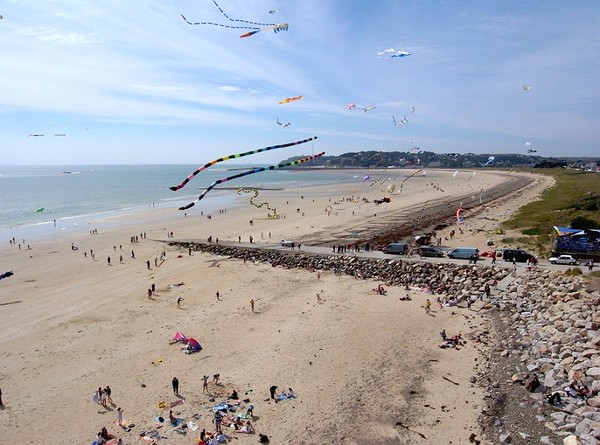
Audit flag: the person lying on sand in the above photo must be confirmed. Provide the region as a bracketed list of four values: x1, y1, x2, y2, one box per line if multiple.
[234, 420, 254, 434]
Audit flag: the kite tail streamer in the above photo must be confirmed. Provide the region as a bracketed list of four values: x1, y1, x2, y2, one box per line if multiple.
[178, 152, 325, 211]
[170, 136, 317, 191]
[212, 0, 273, 26]
[399, 169, 423, 193]
[237, 188, 278, 218]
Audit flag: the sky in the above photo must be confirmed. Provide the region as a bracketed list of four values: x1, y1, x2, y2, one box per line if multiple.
[1, 0, 599, 165]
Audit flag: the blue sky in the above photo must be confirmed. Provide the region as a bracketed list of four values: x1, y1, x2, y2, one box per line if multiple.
[1, 0, 598, 164]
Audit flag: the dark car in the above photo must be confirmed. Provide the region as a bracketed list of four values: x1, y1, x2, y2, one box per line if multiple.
[502, 249, 535, 263]
[382, 242, 409, 255]
[418, 246, 444, 257]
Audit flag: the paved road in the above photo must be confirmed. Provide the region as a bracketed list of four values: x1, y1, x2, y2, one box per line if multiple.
[175, 238, 597, 275]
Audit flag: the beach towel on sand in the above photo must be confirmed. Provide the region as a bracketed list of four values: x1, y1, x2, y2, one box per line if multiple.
[171, 418, 184, 427]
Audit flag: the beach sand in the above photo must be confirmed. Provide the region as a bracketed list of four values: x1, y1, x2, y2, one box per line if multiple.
[0, 169, 552, 444]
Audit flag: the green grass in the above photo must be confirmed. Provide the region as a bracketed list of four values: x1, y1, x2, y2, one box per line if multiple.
[502, 169, 600, 253]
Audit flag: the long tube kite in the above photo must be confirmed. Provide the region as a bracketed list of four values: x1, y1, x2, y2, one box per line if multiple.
[399, 169, 423, 193]
[181, 0, 288, 38]
[169, 136, 317, 191]
[178, 152, 325, 210]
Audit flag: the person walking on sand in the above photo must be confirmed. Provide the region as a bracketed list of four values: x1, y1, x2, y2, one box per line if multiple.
[0, 387, 3, 406]
[107, 256, 111, 266]
[202, 375, 209, 393]
[250, 299, 255, 312]
[147, 288, 153, 299]
[172, 377, 179, 396]
[117, 407, 124, 426]
[216, 291, 220, 301]
[105, 385, 112, 405]
[146, 260, 151, 270]
[177, 297, 184, 308]
[425, 299, 431, 314]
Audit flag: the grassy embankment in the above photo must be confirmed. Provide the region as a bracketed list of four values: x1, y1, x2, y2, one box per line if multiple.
[501, 169, 600, 258]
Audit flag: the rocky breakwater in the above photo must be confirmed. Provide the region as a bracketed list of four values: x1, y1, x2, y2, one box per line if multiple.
[484, 269, 600, 445]
[171, 242, 509, 299]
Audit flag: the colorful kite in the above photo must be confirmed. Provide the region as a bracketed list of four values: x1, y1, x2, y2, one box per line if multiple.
[169, 136, 316, 191]
[279, 95, 303, 104]
[240, 23, 288, 38]
[237, 188, 278, 218]
[181, 1, 288, 38]
[456, 205, 464, 224]
[178, 152, 325, 210]
[34, 207, 45, 213]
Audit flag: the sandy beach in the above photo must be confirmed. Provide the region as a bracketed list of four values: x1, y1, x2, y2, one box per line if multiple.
[0, 169, 553, 445]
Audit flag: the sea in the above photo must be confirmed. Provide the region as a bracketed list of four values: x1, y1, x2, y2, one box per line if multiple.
[0, 164, 365, 242]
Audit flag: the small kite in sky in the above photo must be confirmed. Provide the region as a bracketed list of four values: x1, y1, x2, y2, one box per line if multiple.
[27, 134, 44, 137]
[525, 142, 531, 146]
[345, 103, 375, 113]
[276, 117, 291, 128]
[377, 48, 411, 58]
[528, 149, 537, 153]
[522, 85, 532, 91]
[392, 107, 415, 127]
[269, 9, 279, 14]
[170, 136, 316, 191]
[181, 0, 288, 38]
[279, 95, 303, 104]
[178, 152, 325, 211]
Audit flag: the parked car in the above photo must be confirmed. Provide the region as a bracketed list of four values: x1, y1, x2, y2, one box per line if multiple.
[382, 242, 409, 255]
[281, 240, 294, 247]
[447, 247, 479, 260]
[502, 249, 536, 263]
[549, 255, 578, 265]
[418, 246, 445, 257]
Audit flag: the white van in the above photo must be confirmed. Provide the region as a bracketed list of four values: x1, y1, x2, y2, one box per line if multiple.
[447, 247, 479, 260]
